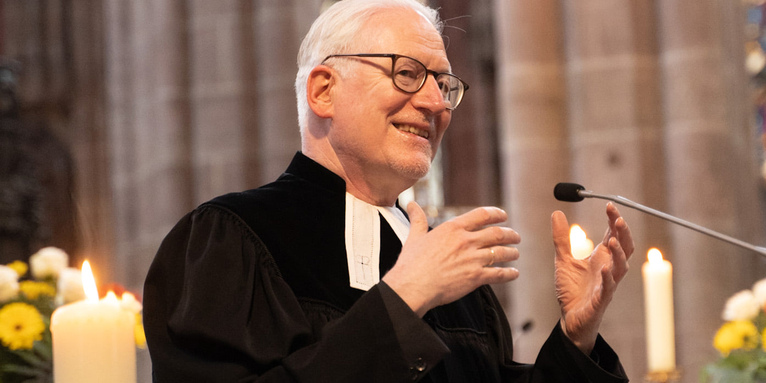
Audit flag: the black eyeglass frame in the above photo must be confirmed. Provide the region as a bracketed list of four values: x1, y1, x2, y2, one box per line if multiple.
[321, 53, 470, 110]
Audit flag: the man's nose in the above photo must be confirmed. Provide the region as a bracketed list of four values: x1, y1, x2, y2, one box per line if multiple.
[410, 74, 447, 114]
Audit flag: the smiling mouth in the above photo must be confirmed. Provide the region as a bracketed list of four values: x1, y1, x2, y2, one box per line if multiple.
[395, 124, 430, 139]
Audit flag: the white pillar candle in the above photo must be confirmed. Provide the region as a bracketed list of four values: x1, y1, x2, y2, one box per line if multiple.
[569, 224, 594, 260]
[50, 261, 136, 383]
[642, 248, 676, 372]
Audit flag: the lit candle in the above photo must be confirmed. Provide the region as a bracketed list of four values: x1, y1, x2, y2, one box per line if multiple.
[569, 224, 594, 260]
[642, 248, 676, 372]
[50, 261, 136, 383]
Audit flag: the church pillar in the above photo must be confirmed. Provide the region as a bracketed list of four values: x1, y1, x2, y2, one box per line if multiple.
[186, 1, 253, 201]
[103, 0, 317, 291]
[104, 0, 195, 290]
[67, 0, 111, 281]
[656, 0, 766, 375]
[252, 0, 312, 182]
[561, 0, 667, 376]
[433, 0, 499, 206]
[493, 0, 569, 363]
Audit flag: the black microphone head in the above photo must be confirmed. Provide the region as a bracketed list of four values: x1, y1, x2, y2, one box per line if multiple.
[554, 183, 586, 202]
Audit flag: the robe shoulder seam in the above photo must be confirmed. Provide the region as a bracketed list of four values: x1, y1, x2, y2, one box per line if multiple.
[196, 202, 283, 280]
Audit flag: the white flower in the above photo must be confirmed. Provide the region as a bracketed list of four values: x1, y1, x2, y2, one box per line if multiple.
[120, 292, 143, 314]
[0, 265, 20, 302]
[722, 289, 761, 321]
[752, 278, 766, 306]
[56, 267, 85, 304]
[29, 247, 69, 279]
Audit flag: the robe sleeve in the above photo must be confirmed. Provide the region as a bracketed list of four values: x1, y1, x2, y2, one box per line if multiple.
[143, 205, 449, 382]
[498, 323, 628, 383]
[524, 322, 628, 382]
[485, 285, 628, 382]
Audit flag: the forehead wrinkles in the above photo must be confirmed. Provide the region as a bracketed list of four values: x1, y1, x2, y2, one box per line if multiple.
[414, 32, 450, 71]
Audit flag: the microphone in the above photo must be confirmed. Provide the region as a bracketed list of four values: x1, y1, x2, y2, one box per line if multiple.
[554, 182, 766, 257]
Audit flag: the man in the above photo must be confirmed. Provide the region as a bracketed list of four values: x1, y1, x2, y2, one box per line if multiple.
[144, 0, 634, 381]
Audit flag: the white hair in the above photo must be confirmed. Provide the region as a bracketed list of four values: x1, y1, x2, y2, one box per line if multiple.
[294, 0, 443, 133]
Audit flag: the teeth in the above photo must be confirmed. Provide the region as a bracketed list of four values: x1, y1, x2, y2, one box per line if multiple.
[396, 124, 429, 139]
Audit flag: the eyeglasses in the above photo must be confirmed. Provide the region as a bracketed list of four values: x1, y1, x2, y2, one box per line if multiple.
[321, 53, 470, 110]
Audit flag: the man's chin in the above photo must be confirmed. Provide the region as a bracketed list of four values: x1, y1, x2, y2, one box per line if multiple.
[392, 159, 432, 181]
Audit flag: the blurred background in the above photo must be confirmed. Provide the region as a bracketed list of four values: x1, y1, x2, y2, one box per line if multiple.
[3, 0, 766, 381]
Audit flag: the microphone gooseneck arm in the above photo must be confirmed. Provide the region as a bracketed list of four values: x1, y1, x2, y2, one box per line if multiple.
[576, 188, 766, 258]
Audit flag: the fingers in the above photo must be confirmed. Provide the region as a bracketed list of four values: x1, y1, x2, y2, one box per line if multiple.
[486, 247, 497, 267]
[451, 206, 508, 231]
[605, 202, 621, 224]
[406, 201, 429, 238]
[605, 203, 635, 259]
[471, 226, 521, 250]
[481, 265, 520, 284]
[459, 246, 521, 289]
[607, 237, 630, 283]
[599, 264, 616, 306]
[394, 204, 523, 313]
[614, 217, 634, 259]
[551, 211, 571, 259]
[442, 206, 520, 249]
[483, 246, 520, 267]
[419, 203, 521, 268]
[612, 217, 633, 260]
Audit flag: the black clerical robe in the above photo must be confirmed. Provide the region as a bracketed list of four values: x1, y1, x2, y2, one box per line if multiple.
[143, 152, 629, 382]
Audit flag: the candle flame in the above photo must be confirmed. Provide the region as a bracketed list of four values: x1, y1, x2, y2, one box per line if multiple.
[569, 224, 587, 244]
[81, 261, 100, 302]
[569, 224, 594, 260]
[647, 248, 664, 264]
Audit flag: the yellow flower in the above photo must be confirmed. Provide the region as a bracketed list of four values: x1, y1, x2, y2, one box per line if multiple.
[134, 313, 146, 349]
[714, 320, 759, 356]
[763, 326, 766, 351]
[7, 261, 28, 277]
[0, 302, 46, 350]
[19, 281, 56, 300]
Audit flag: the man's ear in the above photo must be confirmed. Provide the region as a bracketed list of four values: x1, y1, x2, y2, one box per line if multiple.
[307, 65, 335, 119]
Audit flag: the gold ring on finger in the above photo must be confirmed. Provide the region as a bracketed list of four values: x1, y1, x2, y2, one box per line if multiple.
[487, 247, 496, 267]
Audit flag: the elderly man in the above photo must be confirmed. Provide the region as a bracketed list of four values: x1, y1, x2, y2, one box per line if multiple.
[144, 0, 634, 381]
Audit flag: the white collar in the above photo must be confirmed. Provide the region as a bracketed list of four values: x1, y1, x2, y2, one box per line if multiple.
[344, 193, 410, 291]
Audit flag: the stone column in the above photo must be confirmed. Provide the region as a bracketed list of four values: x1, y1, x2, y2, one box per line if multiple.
[0, 1, 83, 264]
[102, 1, 316, 381]
[433, 0, 499, 206]
[186, 1, 251, 201]
[561, 0, 667, 377]
[66, 0, 113, 283]
[104, 0, 195, 290]
[103, 0, 315, 290]
[656, 0, 766, 375]
[252, 0, 311, 182]
[184, 0, 307, 198]
[493, 0, 569, 363]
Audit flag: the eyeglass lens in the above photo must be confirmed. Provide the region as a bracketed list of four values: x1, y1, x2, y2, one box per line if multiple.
[392, 56, 464, 109]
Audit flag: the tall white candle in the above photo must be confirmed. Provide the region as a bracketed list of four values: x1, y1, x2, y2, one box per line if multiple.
[642, 248, 676, 372]
[569, 224, 594, 260]
[50, 261, 136, 383]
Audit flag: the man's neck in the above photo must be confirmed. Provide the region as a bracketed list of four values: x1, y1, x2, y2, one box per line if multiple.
[301, 148, 410, 206]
